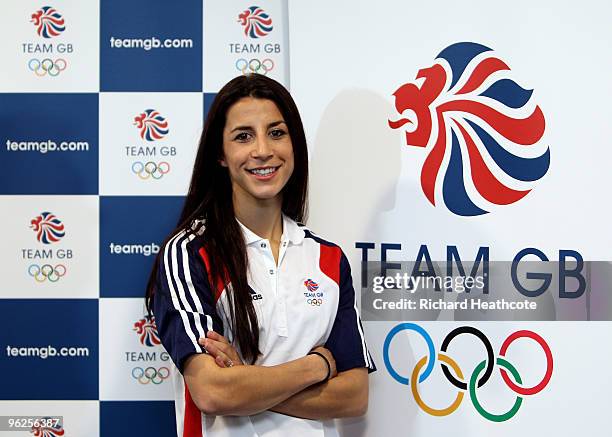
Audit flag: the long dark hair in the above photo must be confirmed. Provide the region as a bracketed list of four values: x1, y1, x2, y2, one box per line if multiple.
[145, 74, 309, 363]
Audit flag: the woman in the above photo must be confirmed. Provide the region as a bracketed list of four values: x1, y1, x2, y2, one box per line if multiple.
[145, 73, 375, 437]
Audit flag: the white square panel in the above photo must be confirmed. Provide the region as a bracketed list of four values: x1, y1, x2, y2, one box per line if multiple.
[99, 298, 175, 401]
[99, 93, 202, 196]
[0, 196, 99, 298]
[203, 0, 289, 92]
[0, 0, 99, 92]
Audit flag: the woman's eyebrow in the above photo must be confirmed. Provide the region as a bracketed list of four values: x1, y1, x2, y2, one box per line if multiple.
[230, 120, 286, 133]
[230, 125, 254, 133]
[267, 120, 286, 128]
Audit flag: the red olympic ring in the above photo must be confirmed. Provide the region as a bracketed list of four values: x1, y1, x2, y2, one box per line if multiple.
[498, 330, 553, 396]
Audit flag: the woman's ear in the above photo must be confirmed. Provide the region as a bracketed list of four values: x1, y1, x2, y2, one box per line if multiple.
[218, 153, 227, 167]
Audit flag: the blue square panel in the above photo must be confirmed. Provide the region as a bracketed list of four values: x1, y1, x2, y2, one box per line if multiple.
[0, 299, 99, 400]
[204, 92, 217, 122]
[0, 93, 99, 194]
[101, 401, 177, 437]
[100, 0, 203, 91]
[100, 196, 184, 297]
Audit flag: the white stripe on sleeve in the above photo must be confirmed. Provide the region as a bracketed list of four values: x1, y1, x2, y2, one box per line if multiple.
[164, 231, 201, 353]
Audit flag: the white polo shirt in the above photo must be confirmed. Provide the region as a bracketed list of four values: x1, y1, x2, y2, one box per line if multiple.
[154, 214, 375, 437]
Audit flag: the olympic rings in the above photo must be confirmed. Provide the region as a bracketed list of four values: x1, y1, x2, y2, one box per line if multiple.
[28, 263, 66, 282]
[383, 323, 436, 385]
[131, 161, 170, 180]
[411, 353, 464, 416]
[306, 298, 323, 306]
[235, 58, 274, 76]
[383, 324, 553, 422]
[131, 366, 170, 385]
[499, 330, 553, 395]
[470, 357, 523, 422]
[28, 58, 67, 77]
[440, 326, 494, 389]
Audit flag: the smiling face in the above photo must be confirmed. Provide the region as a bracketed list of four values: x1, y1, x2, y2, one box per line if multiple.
[221, 97, 295, 210]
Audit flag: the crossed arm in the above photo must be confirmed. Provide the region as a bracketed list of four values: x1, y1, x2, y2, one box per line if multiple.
[183, 330, 369, 419]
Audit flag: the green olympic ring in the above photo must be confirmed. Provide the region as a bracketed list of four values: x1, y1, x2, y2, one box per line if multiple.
[470, 357, 523, 422]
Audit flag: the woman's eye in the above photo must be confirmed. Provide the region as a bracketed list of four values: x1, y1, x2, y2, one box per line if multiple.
[234, 132, 250, 142]
[270, 129, 286, 138]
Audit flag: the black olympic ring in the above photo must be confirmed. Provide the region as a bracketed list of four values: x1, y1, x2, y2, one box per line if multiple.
[440, 326, 494, 390]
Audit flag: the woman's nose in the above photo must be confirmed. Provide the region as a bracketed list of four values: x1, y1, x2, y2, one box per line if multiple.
[251, 135, 273, 159]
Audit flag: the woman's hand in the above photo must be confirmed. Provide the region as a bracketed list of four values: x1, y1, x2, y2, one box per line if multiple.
[198, 331, 244, 368]
[310, 346, 338, 380]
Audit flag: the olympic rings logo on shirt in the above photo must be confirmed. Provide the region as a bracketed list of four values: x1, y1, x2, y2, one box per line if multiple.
[28, 264, 67, 282]
[306, 298, 323, 306]
[131, 366, 170, 385]
[383, 323, 553, 422]
[28, 58, 67, 77]
[131, 161, 171, 180]
[235, 58, 274, 76]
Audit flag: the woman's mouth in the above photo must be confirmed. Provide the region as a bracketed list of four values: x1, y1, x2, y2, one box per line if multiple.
[247, 166, 280, 179]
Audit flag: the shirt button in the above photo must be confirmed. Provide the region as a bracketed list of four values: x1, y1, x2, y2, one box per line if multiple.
[261, 243, 267, 248]
[269, 269, 274, 275]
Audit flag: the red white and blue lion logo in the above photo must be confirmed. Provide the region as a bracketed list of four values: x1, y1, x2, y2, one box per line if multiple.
[388, 42, 550, 216]
[133, 315, 161, 347]
[238, 6, 273, 39]
[304, 279, 319, 293]
[31, 6, 66, 39]
[30, 212, 65, 244]
[134, 109, 169, 142]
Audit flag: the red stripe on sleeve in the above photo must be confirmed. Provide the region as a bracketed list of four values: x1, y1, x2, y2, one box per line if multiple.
[183, 384, 203, 437]
[198, 247, 225, 303]
[320, 245, 341, 286]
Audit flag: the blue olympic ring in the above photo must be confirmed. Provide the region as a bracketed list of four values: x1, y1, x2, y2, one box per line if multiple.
[383, 322, 436, 385]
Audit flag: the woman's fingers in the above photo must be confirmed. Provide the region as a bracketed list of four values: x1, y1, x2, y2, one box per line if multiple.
[199, 338, 233, 367]
[198, 335, 243, 366]
[206, 330, 230, 345]
[215, 355, 235, 368]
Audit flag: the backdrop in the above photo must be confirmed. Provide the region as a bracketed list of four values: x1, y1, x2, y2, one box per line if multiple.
[1, 0, 610, 436]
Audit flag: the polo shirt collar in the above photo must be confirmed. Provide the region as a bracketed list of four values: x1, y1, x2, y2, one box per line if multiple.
[282, 213, 305, 245]
[236, 213, 304, 246]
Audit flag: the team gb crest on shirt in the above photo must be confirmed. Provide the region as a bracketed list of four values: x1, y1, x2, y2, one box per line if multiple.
[304, 278, 324, 306]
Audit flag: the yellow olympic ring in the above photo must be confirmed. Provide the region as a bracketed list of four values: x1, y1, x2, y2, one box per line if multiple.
[410, 353, 465, 416]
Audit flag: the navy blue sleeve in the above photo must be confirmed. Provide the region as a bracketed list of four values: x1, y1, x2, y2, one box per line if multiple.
[152, 231, 224, 374]
[325, 250, 376, 373]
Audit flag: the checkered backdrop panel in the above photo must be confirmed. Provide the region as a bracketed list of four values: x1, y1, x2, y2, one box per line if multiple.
[0, 1, 289, 436]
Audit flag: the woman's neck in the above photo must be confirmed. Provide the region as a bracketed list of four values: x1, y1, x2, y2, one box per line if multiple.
[233, 195, 283, 243]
